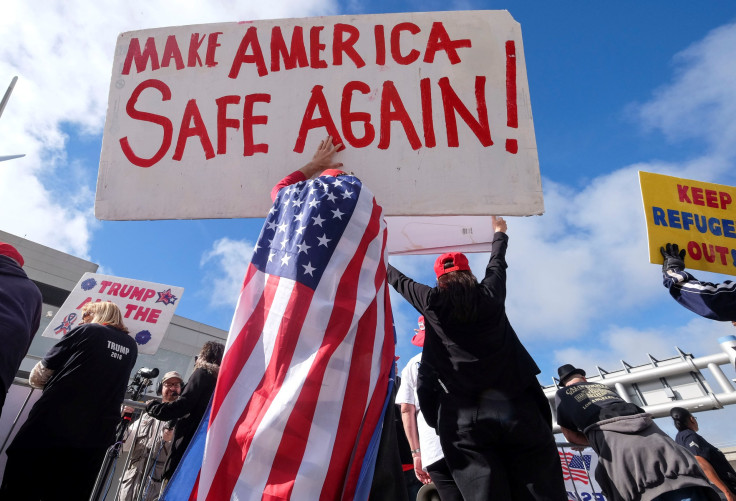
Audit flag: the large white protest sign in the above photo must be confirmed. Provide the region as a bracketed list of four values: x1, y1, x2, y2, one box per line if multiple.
[41, 273, 184, 355]
[386, 216, 497, 255]
[96, 10, 543, 221]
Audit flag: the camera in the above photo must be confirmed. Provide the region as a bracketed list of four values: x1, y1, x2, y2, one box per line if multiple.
[137, 367, 159, 379]
[127, 367, 160, 401]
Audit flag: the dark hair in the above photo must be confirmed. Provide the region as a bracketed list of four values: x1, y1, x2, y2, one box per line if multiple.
[199, 341, 225, 366]
[437, 269, 479, 323]
[670, 407, 693, 431]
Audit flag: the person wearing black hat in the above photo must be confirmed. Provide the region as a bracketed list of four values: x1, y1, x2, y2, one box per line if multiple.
[555, 364, 719, 501]
[387, 216, 567, 501]
[671, 407, 736, 501]
[0, 242, 42, 419]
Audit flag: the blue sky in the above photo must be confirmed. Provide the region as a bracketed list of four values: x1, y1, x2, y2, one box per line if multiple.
[3, 1, 736, 442]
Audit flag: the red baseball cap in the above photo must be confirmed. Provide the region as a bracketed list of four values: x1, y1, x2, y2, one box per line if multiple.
[411, 315, 425, 347]
[0, 242, 24, 267]
[434, 252, 470, 279]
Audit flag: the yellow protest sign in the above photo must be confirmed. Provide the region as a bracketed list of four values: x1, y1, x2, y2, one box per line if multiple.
[640, 171, 736, 276]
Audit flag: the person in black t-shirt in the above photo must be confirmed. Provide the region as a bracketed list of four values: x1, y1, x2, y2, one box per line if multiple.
[0, 301, 138, 501]
[554, 364, 643, 441]
[671, 407, 736, 501]
[555, 364, 718, 501]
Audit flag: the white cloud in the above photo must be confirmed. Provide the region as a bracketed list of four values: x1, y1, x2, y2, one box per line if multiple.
[498, 23, 736, 345]
[552, 317, 736, 374]
[200, 237, 254, 309]
[637, 22, 736, 158]
[0, 0, 336, 256]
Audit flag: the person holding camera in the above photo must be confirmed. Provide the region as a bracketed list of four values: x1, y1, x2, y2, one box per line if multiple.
[146, 341, 224, 484]
[118, 370, 184, 501]
[0, 301, 137, 501]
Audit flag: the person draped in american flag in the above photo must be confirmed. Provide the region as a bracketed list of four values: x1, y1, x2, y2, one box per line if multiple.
[162, 137, 402, 501]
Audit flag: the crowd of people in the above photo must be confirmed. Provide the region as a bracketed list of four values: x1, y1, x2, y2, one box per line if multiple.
[0, 245, 224, 501]
[2, 139, 736, 501]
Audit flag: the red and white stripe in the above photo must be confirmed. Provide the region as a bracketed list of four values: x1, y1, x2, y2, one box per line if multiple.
[195, 187, 394, 500]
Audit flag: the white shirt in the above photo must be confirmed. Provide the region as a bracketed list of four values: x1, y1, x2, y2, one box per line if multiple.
[395, 353, 444, 469]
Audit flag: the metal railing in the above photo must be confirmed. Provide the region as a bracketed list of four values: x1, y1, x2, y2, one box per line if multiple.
[544, 336, 736, 432]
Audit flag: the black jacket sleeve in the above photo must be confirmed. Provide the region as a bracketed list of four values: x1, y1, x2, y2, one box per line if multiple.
[663, 269, 736, 321]
[386, 264, 432, 312]
[146, 368, 206, 421]
[480, 232, 508, 303]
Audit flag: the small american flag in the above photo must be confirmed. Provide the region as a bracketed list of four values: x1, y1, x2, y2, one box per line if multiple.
[166, 174, 395, 500]
[559, 451, 592, 485]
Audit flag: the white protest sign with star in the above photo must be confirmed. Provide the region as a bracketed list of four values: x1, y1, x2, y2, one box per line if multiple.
[42, 272, 184, 355]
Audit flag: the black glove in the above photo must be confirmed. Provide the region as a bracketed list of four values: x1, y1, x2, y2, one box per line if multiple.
[660, 243, 686, 272]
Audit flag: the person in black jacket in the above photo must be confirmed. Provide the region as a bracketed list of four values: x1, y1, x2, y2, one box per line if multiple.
[146, 341, 224, 483]
[0, 242, 42, 418]
[387, 216, 567, 501]
[0, 300, 137, 501]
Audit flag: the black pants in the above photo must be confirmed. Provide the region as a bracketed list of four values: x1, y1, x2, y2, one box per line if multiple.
[369, 391, 409, 501]
[0, 446, 107, 501]
[426, 458, 463, 501]
[437, 385, 567, 501]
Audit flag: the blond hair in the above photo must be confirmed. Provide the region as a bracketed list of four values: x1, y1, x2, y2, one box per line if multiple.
[81, 301, 129, 333]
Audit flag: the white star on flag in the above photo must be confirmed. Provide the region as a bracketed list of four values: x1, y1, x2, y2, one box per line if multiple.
[317, 234, 331, 247]
[312, 214, 325, 227]
[302, 262, 316, 276]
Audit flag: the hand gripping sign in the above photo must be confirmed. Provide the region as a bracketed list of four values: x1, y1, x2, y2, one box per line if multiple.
[42, 273, 184, 355]
[640, 171, 736, 277]
[96, 10, 543, 237]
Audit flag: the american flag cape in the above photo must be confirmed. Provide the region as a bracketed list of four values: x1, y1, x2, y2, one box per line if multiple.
[165, 174, 395, 500]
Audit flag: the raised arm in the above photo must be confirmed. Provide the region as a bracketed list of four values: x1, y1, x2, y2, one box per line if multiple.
[661, 243, 736, 321]
[271, 136, 344, 201]
[481, 216, 509, 302]
[386, 264, 432, 313]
